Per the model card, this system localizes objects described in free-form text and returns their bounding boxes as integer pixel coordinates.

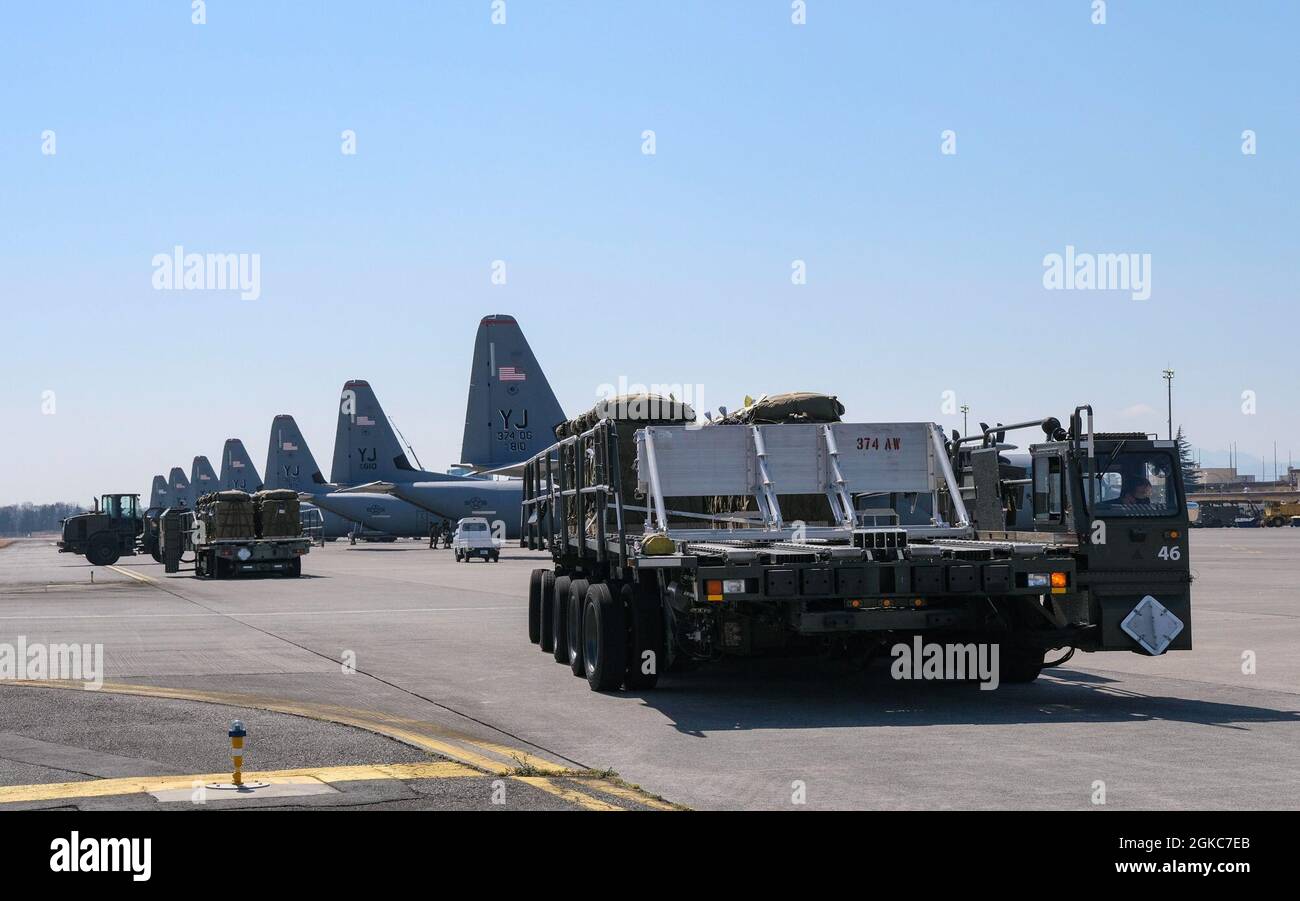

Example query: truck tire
[542,575,566,654]
[556,578,587,664]
[623,581,663,690]
[528,569,545,644]
[86,534,120,567]
[567,582,590,676]
[583,582,627,692]
[1000,647,1044,683]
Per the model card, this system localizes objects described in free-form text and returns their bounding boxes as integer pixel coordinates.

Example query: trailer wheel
[623,581,663,689]
[999,647,1044,683]
[528,569,545,644]
[542,575,566,654]
[556,578,587,664]
[567,580,591,676]
[583,582,627,692]
[86,534,120,567]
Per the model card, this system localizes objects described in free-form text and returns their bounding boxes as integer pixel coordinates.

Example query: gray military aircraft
[220,438,263,492]
[331,315,566,539]
[264,414,440,539]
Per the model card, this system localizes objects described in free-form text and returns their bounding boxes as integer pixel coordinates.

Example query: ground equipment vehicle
[520,406,1192,691]
[452,516,501,562]
[1262,500,1300,527]
[58,494,153,566]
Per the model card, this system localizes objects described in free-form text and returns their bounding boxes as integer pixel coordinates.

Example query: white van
[451,517,500,562]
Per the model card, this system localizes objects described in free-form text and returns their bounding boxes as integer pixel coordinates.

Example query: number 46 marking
[1157,545,1181,562]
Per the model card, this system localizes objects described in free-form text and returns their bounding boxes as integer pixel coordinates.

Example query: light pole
[960,404,969,436]
[1161,369,1174,440]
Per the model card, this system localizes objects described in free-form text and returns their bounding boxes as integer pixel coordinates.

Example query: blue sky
[3,1,1298,504]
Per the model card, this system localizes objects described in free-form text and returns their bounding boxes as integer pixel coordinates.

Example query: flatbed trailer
[519,406,1193,692]
[193,536,309,578]
[156,508,310,578]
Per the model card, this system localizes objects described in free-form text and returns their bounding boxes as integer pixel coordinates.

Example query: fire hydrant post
[229,719,247,787]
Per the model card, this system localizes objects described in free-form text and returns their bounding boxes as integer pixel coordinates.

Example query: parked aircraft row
[145,315,566,540]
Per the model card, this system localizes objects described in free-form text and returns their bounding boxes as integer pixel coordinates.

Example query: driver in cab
[1103,476,1153,508]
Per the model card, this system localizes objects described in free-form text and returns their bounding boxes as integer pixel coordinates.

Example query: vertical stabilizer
[330,380,449,485]
[149,475,169,510]
[168,467,193,509]
[190,456,219,501]
[220,439,264,492]
[265,415,330,492]
[460,314,565,469]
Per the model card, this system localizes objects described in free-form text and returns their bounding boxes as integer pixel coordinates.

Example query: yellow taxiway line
[107,565,156,584]
[0,761,475,805]
[512,777,625,811]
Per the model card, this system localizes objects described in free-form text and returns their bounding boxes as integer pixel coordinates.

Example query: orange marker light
[705,579,724,602]
[1050,572,1067,589]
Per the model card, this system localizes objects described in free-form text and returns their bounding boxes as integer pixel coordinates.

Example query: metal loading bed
[520,418,988,571]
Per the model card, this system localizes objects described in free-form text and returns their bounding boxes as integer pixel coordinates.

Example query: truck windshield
[461,522,487,532]
[1082,450,1179,516]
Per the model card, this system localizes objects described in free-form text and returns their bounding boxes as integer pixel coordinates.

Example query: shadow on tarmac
[610,658,1300,736]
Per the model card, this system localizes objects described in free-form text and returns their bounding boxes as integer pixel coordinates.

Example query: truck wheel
[542,575,566,654]
[556,578,587,664]
[583,582,627,692]
[528,569,545,644]
[1000,647,1044,683]
[567,582,590,676]
[86,535,120,567]
[623,581,663,689]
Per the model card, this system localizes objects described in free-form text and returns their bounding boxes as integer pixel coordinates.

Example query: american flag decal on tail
[498,366,526,381]
[282,441,298,451]
[356,415,375,426]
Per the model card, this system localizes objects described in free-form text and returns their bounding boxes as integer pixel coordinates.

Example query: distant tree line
[0,502,86,535]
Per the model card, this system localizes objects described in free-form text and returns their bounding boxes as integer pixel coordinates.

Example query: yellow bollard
[228,720,247,787]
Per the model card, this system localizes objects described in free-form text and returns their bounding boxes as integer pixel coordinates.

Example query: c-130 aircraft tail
[328,315,565,485]
[459,314,566,471]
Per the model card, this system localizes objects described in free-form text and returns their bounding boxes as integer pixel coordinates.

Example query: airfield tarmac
[1,531,1297,811]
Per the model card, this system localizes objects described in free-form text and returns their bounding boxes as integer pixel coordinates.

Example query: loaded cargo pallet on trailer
[519,406,1193,692]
